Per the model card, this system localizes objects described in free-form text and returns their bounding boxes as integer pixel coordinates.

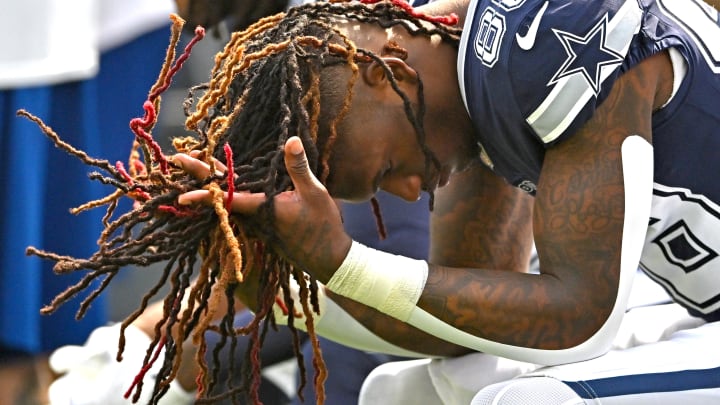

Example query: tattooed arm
[321,164,534,357]
[290,51,671,360]
[176,52,672,361]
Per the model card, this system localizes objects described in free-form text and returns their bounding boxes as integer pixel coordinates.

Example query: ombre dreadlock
[20,2,461,404]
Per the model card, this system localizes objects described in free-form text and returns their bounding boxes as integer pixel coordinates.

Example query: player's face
[321,20,476,203]
[324,106,435,203]
[323,81,464,203]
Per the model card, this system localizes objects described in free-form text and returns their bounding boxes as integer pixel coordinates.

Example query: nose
[379,175,423,202]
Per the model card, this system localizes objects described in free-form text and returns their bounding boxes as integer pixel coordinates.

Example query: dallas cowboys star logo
[549,14,624,95]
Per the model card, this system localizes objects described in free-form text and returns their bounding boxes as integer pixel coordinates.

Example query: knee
[471,377,585,405]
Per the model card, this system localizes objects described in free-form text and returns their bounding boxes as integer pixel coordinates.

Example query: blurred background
[0,1,228,402]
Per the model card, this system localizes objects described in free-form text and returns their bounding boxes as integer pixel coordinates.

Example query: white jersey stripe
[527,0,642,143]
[458,0,482,116]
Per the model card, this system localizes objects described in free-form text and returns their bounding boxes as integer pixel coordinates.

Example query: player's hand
[170,151,265,310]
[274,136,353,281]
[174,137,352,283]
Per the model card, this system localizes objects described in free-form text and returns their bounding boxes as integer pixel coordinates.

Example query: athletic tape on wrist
[325,241,429,322]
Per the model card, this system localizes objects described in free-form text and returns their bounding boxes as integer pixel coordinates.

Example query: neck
[401,32,477,170]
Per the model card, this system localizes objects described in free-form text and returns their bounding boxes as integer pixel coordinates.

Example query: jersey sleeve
[508,0,644,146]
[459,0,648,189]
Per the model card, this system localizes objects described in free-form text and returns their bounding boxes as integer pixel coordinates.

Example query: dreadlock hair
[20,2,461,404]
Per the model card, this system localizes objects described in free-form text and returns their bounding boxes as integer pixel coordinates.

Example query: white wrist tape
[326,241,429,322]
[273,274,432,358]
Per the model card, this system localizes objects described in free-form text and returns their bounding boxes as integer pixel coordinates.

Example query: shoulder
[462,0,644,136]
[459,0,645,146]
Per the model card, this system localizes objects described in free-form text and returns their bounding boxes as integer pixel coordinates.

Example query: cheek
[327,174,374,202]
[323,129,386,201]
[324,155,376,201]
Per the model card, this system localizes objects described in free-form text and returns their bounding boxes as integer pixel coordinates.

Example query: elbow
[533,305,623,366]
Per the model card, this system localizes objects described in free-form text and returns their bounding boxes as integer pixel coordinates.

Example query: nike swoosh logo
[515,1,549,51]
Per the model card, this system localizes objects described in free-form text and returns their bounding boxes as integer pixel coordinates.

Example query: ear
[361,57,419,87]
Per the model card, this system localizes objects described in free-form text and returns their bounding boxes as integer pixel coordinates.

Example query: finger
[284,136,326,196]
[188,149,230,173]
[171,153,225,178]
[178,189,268,214]
[188,149,205,159]
[177,189,212,206]
[229,192,268,213]
[212,158,228,173]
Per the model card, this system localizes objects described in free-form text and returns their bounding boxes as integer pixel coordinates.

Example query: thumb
[284,136,326,195]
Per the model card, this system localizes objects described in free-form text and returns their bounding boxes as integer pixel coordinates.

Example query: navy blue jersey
[458,0,720,320]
